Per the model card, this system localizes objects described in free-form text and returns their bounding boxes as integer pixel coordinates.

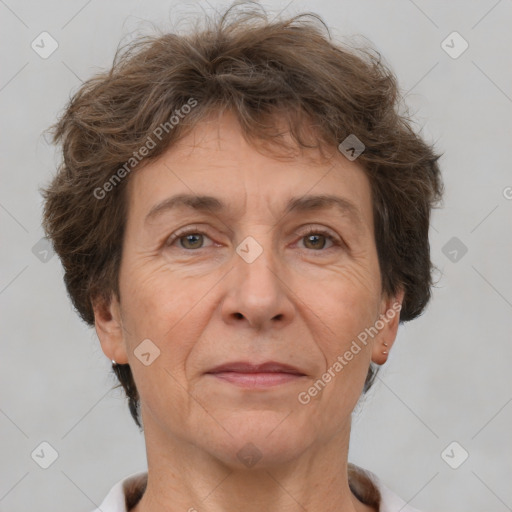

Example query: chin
[198,412,316,470]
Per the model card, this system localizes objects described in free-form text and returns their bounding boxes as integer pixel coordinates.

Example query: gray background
[1,1,511,511]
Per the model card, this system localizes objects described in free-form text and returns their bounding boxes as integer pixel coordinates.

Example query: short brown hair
[42,5,442,432]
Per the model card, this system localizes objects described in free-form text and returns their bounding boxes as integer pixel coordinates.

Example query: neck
[131,419,375,512]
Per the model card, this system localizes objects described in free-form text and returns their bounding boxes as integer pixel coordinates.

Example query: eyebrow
[145,193,363,227]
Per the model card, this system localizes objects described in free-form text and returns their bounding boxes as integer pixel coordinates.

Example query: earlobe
[371,289,405,365]
[92,293,129,364]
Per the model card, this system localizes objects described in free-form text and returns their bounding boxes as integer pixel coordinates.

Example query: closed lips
[206,362,306,375]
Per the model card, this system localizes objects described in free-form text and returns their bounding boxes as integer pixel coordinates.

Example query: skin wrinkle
[94,112,403,512]
[39,13,444,508]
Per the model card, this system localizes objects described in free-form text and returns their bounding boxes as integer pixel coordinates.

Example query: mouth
[205,361,307,388]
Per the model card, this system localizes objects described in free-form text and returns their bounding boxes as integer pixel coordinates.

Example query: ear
[371,288,405,365]
[92,293,129,364]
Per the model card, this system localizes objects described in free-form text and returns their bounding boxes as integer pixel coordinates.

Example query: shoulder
[89,471,147,512]
[349,464,424,512]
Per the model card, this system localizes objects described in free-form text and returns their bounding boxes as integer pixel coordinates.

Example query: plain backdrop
[1,1,511,511]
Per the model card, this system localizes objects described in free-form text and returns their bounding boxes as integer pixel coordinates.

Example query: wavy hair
[42,3,443,449]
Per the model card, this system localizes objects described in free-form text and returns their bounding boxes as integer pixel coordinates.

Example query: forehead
[126,111,374,230]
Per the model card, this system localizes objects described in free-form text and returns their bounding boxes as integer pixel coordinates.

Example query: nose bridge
[222,228,293,328]
[235,230,280,298]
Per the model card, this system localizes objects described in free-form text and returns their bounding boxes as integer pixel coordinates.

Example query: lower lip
[208,372,304,388]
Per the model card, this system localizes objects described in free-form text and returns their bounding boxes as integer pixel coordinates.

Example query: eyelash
[165,225,342,252]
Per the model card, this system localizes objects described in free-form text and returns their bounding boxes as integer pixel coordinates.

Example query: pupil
[307,234,324,249]
[183,234,202,248]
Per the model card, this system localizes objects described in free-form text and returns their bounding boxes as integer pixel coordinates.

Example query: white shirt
[90,469,422,512]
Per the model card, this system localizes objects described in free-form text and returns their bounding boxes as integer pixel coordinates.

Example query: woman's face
[96,111,401,468]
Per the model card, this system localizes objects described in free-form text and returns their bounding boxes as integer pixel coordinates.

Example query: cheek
[118,260,211,380]
[120,258,198,332]
[297,258,380,406]
[118,264,211,421]
[303,289,375,426]
[308,262,381,341]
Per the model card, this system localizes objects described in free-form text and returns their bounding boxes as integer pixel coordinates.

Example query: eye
[164,226,342,252]
[297,227,340,251]
[165,227,214,250]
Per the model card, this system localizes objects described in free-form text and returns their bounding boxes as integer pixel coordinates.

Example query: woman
[42,4,443,511]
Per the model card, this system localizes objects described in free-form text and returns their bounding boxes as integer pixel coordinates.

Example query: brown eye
[298,228,338,251]
[303,233,329,250]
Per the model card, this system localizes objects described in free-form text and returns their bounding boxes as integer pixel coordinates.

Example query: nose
[220,236,295,331]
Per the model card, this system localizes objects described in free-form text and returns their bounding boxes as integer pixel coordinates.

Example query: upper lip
[206,361,306,376]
